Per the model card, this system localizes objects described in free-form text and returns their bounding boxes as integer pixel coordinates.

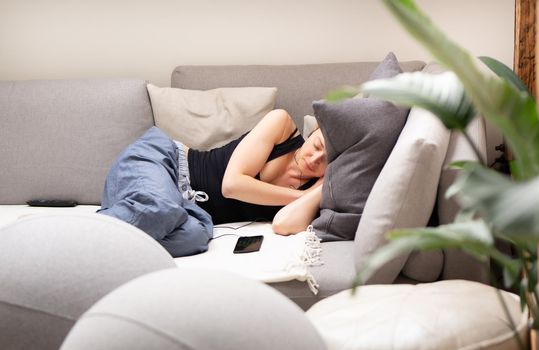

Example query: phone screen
[233,235,264,254]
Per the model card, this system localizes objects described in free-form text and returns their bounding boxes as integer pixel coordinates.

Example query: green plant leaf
[502,263,521,289]
[509,160,523,180]
[479,56,531,95]
[453,208,477,223]
[529,261,538,293]
[447,160,477,170]
[444,161,480,200]
[451,165,539,240]
[352,235,423,288]
[528,245,538,259]
[519,284,528,313]
[382,0,539,180]
[325,86,360,102]
[388,220,494,245]
[353,220,496,287]
[361,71,476,130]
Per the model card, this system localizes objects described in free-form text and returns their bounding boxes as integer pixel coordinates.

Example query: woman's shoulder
[261,109,299,144]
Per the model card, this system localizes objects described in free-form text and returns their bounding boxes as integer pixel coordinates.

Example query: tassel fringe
[286,225,323,295]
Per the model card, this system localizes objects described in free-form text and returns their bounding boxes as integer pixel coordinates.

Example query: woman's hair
[308,125,320,138]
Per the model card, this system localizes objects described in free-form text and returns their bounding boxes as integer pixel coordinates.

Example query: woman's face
[296,129,327,178]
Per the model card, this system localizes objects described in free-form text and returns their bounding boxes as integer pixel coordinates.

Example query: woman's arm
[272,184,322,235]
[222,109,304,206]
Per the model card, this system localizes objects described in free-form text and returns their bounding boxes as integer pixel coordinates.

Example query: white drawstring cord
[183,190,209,203]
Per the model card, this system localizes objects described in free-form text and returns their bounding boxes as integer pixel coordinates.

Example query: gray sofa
[168,61,489,309]
[0,59,490,349]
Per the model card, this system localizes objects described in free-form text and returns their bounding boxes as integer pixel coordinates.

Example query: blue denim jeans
[98,127,213,257]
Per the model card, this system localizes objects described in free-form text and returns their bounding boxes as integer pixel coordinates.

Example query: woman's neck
[287,150,305,189]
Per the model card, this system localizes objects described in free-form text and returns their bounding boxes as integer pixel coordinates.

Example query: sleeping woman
[98,109,328,257]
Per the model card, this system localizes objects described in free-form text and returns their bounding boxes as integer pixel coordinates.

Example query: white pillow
[353,105,451,284]
[307,280,527,350]
[353,62,453,284]
[147,84,277,150]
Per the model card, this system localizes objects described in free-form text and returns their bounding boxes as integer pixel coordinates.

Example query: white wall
[1,0,513,162]
[0,0,514,87]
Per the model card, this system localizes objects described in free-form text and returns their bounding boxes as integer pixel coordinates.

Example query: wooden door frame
[514,0,536,96]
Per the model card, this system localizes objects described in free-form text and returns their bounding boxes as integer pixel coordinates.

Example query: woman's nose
[311,151,324,164]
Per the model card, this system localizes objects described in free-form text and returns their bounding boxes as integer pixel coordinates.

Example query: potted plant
[332,0,539,347]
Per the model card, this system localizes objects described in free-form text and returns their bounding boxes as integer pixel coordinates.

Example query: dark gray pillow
[312,52,410,241]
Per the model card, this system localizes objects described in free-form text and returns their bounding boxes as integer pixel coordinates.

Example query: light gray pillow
[0,213,175,350]
[354,105,450,284]
[312,52,409,241]
[147,84,277,150]
[353,62,451,284]
[61,268,327,350]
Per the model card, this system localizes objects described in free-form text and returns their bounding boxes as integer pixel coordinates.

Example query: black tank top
[188,129,317,224]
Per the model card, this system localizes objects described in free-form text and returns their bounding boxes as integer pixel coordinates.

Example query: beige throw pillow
[302,115,318,138]
[147,84,277,150]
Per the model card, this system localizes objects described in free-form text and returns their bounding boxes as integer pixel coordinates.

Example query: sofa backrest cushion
[0,79,154,205]
[171,60,425,132]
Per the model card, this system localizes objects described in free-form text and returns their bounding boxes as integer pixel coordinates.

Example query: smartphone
[233,235,264,254]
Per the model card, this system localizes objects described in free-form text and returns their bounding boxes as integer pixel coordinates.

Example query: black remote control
[26,199,78,207]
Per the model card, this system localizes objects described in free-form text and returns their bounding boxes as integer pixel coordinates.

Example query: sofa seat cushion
[270,240,356,310]
[306,280,528,350]
[0,205,101,229]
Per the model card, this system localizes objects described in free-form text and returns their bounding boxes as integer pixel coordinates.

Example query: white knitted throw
[175,222,323,294]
